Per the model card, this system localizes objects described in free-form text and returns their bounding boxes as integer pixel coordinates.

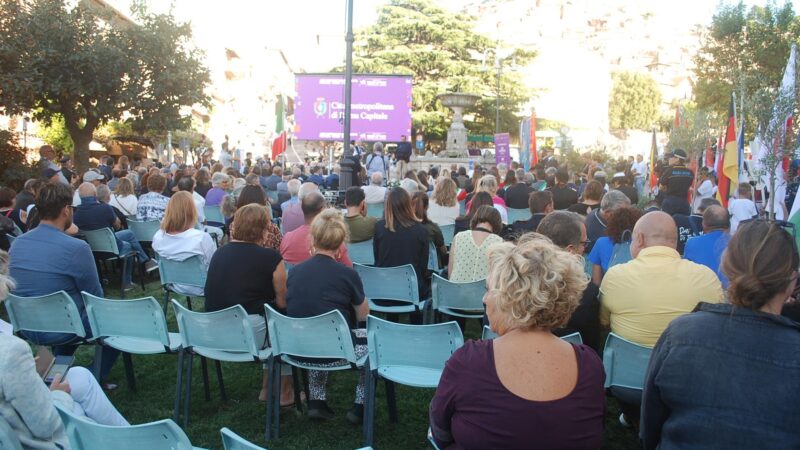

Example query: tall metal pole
[339,0,356,190]
[495,43,501,134]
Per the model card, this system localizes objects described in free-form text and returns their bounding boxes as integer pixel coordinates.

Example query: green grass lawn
[29,272,641,450]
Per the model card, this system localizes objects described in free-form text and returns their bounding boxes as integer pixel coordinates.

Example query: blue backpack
[608,229,633,269]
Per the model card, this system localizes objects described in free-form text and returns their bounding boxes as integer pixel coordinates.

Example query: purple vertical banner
[494,133,510,166]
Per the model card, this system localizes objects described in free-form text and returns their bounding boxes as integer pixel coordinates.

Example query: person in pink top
[280,191,352,267]
[466,174,507,209]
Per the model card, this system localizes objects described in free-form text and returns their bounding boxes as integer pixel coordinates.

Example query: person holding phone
[0,250,128,448]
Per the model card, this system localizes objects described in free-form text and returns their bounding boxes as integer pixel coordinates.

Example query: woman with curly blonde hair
[430,235,605,449]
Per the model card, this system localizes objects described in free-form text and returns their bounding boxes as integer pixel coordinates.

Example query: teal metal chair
[82,292,183,420]
[354,264,422,315]
[171,300,271,428]
[157,255,207,311]
[507,207,532,223]
[458,199,466,215]
[366,202,384,219]
[425,274,485,324]
[362,316,464,447]
[56,404,207,450]
[347,239,375,265]
[602,332,652,391]
[427,427,440,450]
[264,305,367,440]
[221,427,267,450]
[4,291,86,340]
[440,224,455,248]
[481,325,498,340]
[127,219,160,255]
[204,205,225,226]
[82,227,142,297]
[0,416,22,450]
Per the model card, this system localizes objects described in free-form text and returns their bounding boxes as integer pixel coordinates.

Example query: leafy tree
[0,0,210,172]
[608,72,662,130]
[37,114,74,155]
[345,0,535,140]
[693,2,800,121]
[0,130,38,191]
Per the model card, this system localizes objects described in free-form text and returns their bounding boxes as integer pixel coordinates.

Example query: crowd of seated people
[3,147,799,448]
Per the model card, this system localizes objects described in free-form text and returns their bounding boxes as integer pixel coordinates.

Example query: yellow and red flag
[716,95,738,207]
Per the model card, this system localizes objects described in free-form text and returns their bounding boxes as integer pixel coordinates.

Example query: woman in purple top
[430,234,606,449]
[205,172,231,207]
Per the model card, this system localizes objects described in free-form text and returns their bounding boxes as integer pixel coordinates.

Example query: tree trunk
[63,111,98,174]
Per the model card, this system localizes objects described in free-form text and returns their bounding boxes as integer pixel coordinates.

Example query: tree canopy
[0,0,210,171]
[693,1,800,121]
[346,0,535,140]
[608,71,662,130]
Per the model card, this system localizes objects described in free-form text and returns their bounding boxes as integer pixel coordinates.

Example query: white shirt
[219,151,232,168]
[362,185,387,204]
[152,228,216,296]
[109,194,138,217]
[631,161,648,177]
[692,180,716,212]
[428,200,460,226]
[728,198,758,233]
[192,191,206,223]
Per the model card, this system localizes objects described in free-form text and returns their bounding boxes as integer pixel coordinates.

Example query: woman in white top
[428,177,461,226]
[108,177,138,217]
[152,192,216,296]
[448,205,504,283]
[692,169,717,213]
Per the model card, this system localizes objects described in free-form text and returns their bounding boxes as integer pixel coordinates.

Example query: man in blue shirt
[9,182,119,380]
[324,165,340,190]
[684,205,730,288]
[72,183,155,290]
[308,166,325,186]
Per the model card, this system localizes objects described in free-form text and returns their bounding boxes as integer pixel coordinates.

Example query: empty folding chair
[264,305,367,441]
[171,300,271,429]
[56,405,207,450]
[221,427,267,450]
[425,274,485,324]
[362,316,464,447]
[347,239,375,266]
[126,219,160,256]
[157,255,207,311]
[82,292,183,420]
[82,227,142,297]
[354,264,422,316]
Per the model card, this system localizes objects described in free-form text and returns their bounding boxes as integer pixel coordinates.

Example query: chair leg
[122,352,136,392]
[362,369,376,447]
[265,358,275,442]
[214,360,227,401]
[163,290,170,314]
[120,257,127,299]
[200,356,211,401]
[272,358,281,440]
[92,344,103,381]
[291,366,302,413]
[183,353,194,429]
[186,295,193,311]
[385,379,398,423]
[138,258,146,291]
[173,349,184,423]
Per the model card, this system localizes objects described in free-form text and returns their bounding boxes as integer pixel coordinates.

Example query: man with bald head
[280,191,352,267]
[73,183,156,290]
[599,211,723,348]
[683,205,731,288]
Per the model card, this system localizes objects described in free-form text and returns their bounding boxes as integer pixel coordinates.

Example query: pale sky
[110,0,800,73]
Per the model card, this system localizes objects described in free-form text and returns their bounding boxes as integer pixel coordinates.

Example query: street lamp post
[495,44,501,134]
[339,0,356,191]
[22,116,29,151]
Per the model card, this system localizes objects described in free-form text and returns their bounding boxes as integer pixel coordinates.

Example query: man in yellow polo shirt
[600,211,723,348]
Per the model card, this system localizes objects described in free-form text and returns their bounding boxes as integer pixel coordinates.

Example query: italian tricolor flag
[271,95,287,160]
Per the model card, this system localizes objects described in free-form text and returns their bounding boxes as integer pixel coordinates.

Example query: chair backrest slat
[83,293,170,347]
[367,315,463,373]
[431,274,485,311]
[4,291,86,337]
[57,405,194,450]
[427,243,440,271]
[354,264,419,306]
[347,240,375,266]
[602,332,653,390]
[440,224,455,247]
[507,208,533,223]
[171,300,258,355]
[265,305,357,363]
[221,427,267,450]
[82,228,120,255]
[158,255,207,288]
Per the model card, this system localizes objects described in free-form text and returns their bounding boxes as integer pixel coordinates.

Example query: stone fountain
[437,92,481,158]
